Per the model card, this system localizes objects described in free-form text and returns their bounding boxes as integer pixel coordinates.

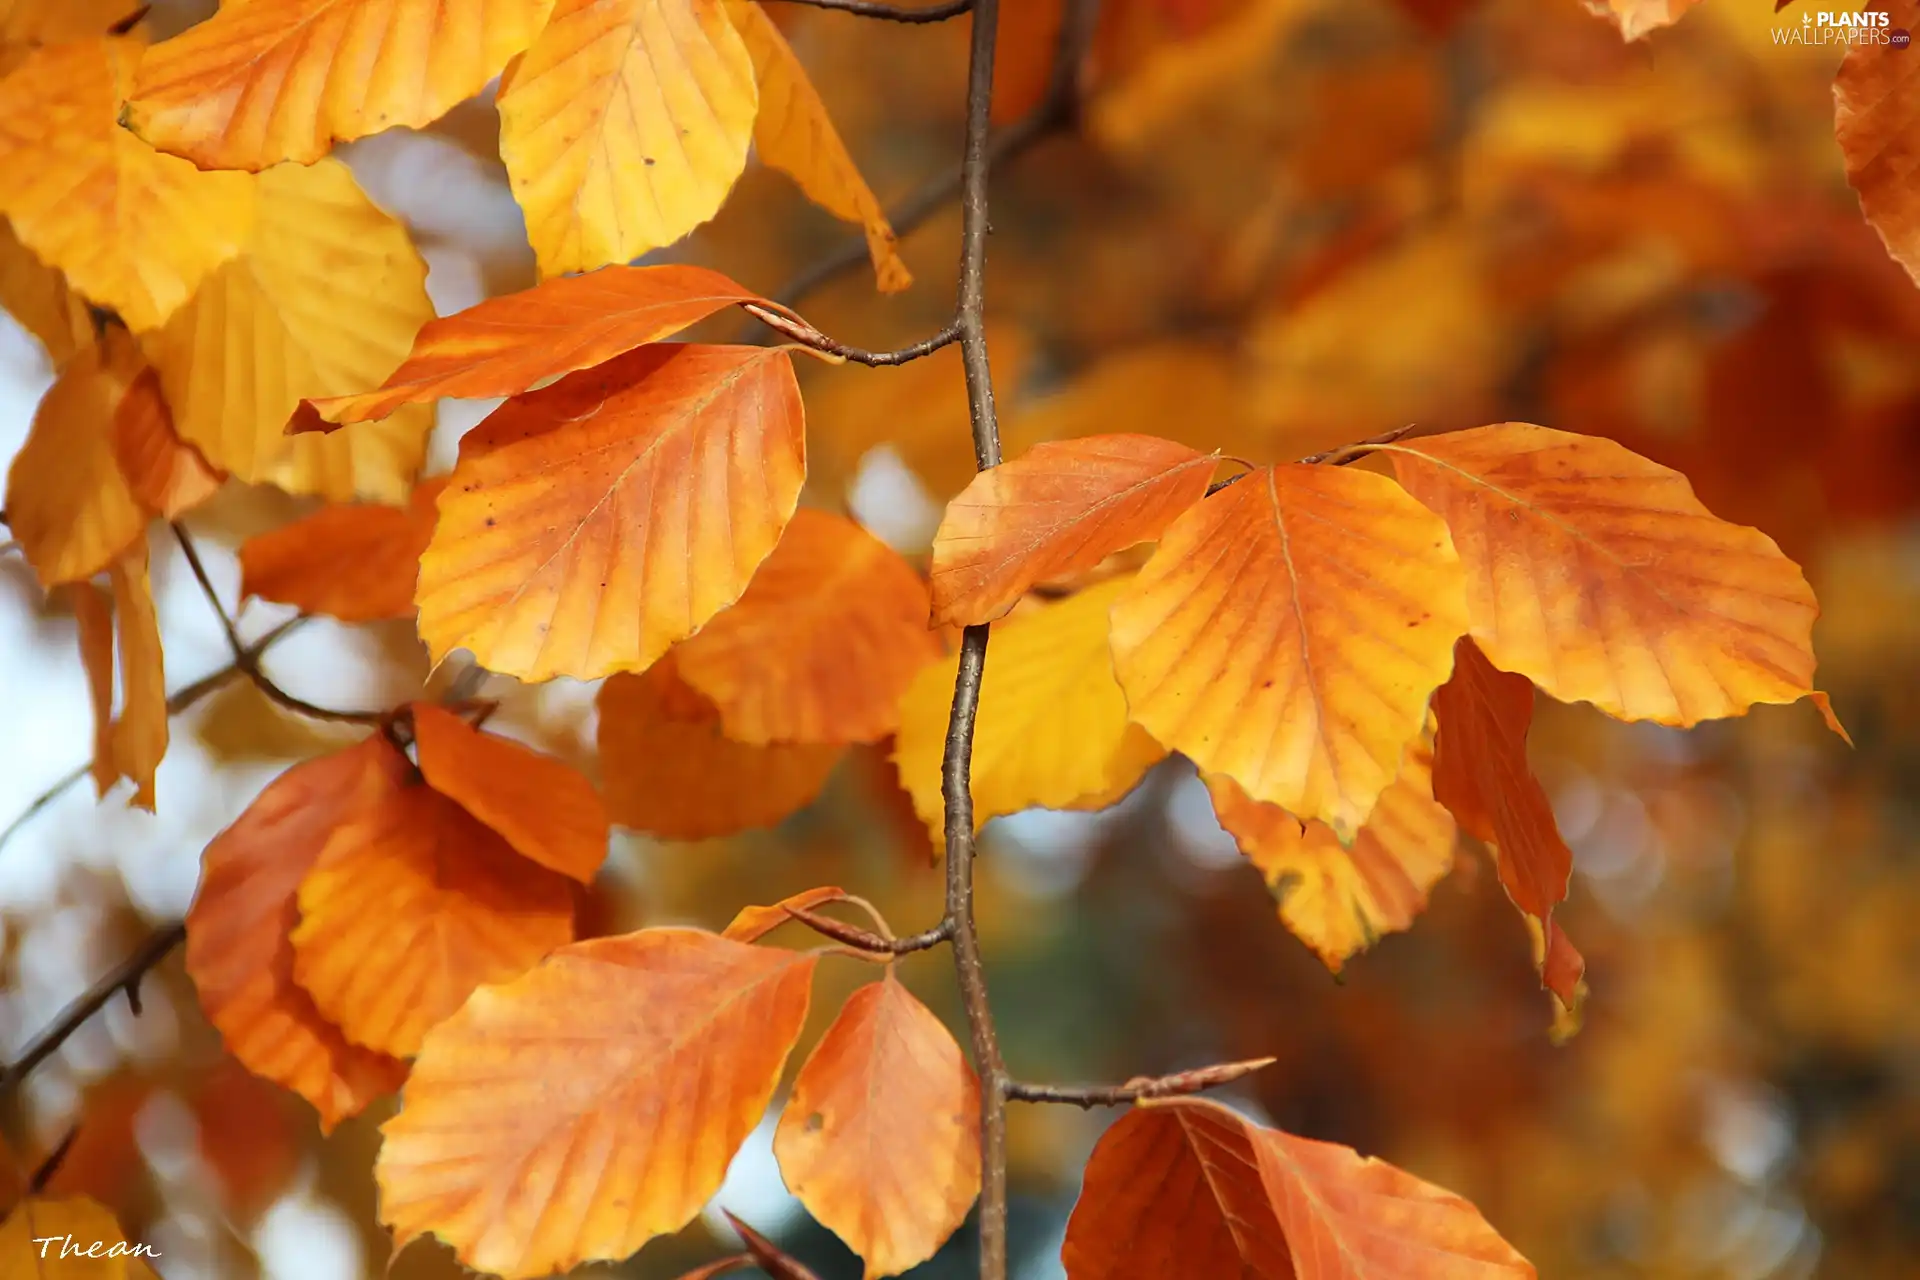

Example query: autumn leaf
[124,0,557,170]
[66,580,117,799]
[726,0,910,292]
[674,509,942,745]
[3,334,149,587]
[0,1195,159,1278]
[141,156,432,503]
[0,0,141,51]
[1110,464,1467,840]
[301,264,776,427]
[774,974,981,1278]
[0,218,94,366]
[237,479,446,623]
[1580,0,1703,40]
[599,655,843,840]
[417,344,805,682]
[929,433,1217,626]
[106,539,166,811]
[112,367,224,520]
[1208,740,1455,972]
[411,702,610,884]
[291,784,577,1058]
[894,577,1165,838]
[1387,424,1834,729]
[497,0,757,275]
[377,928,817,1277]
[0,37,253,332]
[1061,1099,1535,1279]
[186,738,411,1130]
[1835,0,1920,289]
[723,886,851,943]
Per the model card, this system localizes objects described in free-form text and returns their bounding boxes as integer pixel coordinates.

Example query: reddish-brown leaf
[301,265,776,426]
[774,975,981,1277]
[238,479,445,623]
[410,702,609,884]
[186,738,411,1130]
[1062,1099,1534,1279]
[675,509,942,745]
[930,434,1216,626]
[1835,1,1920,288]
[377,928,817,1277]
[111,365,223,519]
[723,886,851,943]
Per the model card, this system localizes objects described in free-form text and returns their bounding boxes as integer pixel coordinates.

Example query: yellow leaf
[377,928,817,1277]
[142,157,432,503]
[292,784,576,1057]
[0,0,140,49]
[124,0,557,170]
[65,580,117,800]
[726,0,909,292]
[1207,741,1455,972]
[0,37,253,331]
[498,0,758,276]
[0,218,94,367]
[417,344,805,682]
[1110,465,1467,840]
[0,1195,160,1278]
[3,334,148,587]
[1386,424,1832,728]
[106,538,166,811]
[893,577,1166,840]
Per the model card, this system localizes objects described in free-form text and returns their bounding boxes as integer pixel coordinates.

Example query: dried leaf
[302,264,772,427]
[598,656,843,840]
[726,1211,825,1280]
[292,784,576,1058]
[141,157,432,503]
[3,335,149,587]
[66,580,117,800]
[186,738,411,1130]
[726,0,909,292]
[1062,1099,1535,1279]
[930,434,1217,626]
[238,479,446,623]
[1209,740,1455,971]
[0,1195,160,1278]
[0,37,253,332]
[675,509,941,745]
[417,344,805,682]
[411,702,610,884]
[111,367,224,519]
[377,928,817,1277]
[723,886,850,943]
[498,0,757,275]
[774,975,981,1278]
[1110,465,1467,839]
[1835,1,1920,288]
[106,538,166,811]
[124,0,557,169]
[893,577,1165,839]
[1387,424,1833,729]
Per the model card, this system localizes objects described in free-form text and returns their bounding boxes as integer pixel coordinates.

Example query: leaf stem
[762,0,971,21]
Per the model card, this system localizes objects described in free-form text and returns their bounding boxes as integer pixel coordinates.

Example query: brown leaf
[238,479,446,623]
[1835,1,1920,288]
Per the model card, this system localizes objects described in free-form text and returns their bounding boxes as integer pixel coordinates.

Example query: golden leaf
[106,538,166,811]
[238,479,446,623]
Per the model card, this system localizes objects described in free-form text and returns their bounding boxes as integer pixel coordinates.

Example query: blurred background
[1,0,1917,1276]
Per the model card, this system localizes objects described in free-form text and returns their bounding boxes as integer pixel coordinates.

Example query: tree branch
[0,922,186,1098]
[1007,1057,1277,1108]
[762,0,971,20]
[745,306,960,365]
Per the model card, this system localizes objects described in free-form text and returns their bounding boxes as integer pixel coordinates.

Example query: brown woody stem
[1006,1057,1279,1108]
[763,0,971,21]
[0,922,185,1098]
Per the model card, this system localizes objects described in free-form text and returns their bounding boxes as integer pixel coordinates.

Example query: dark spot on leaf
[484,517,496,528]
[804,1112,824,1133]
[644,156,656,166]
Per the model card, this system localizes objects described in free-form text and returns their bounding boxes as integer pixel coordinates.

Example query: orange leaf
[675,509,941,745]
[1431,638,1581,1007]
[1062,1098,1534,1279]
[598,656,843,840]
[112,365,223,520]
[727,0,910,292]
[106,538,166,811]
[774,974,981,1278]
[4,334,150,587]
[930,434,1216,626]
[1208,739,1455,972]
[723,886,850,943]
[302,264,774,427]
[123,0,557,170]
[186,738,411,1130]
[411,702,610,884]
[291,784,576,1058]
[1387,424,1833,730]
[237,479,446,623]
[417,344,805,682]
[0,0,141,49]
[0,37,253,331]
[66,580,117,800]
[377,928,817,1277]
[1110,465,1467,839]
[1836,1,1920,288]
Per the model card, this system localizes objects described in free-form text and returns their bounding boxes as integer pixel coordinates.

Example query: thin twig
[1006,1057,1278,1108]
[781,905,951,954]
[1204,425,1422,495]
[763,0,970,20]
[746,307,961,365]
[0,922,186,1097]
[171,524,385,726]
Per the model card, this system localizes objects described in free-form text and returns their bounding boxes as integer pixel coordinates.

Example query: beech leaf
[238,479,446,623]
